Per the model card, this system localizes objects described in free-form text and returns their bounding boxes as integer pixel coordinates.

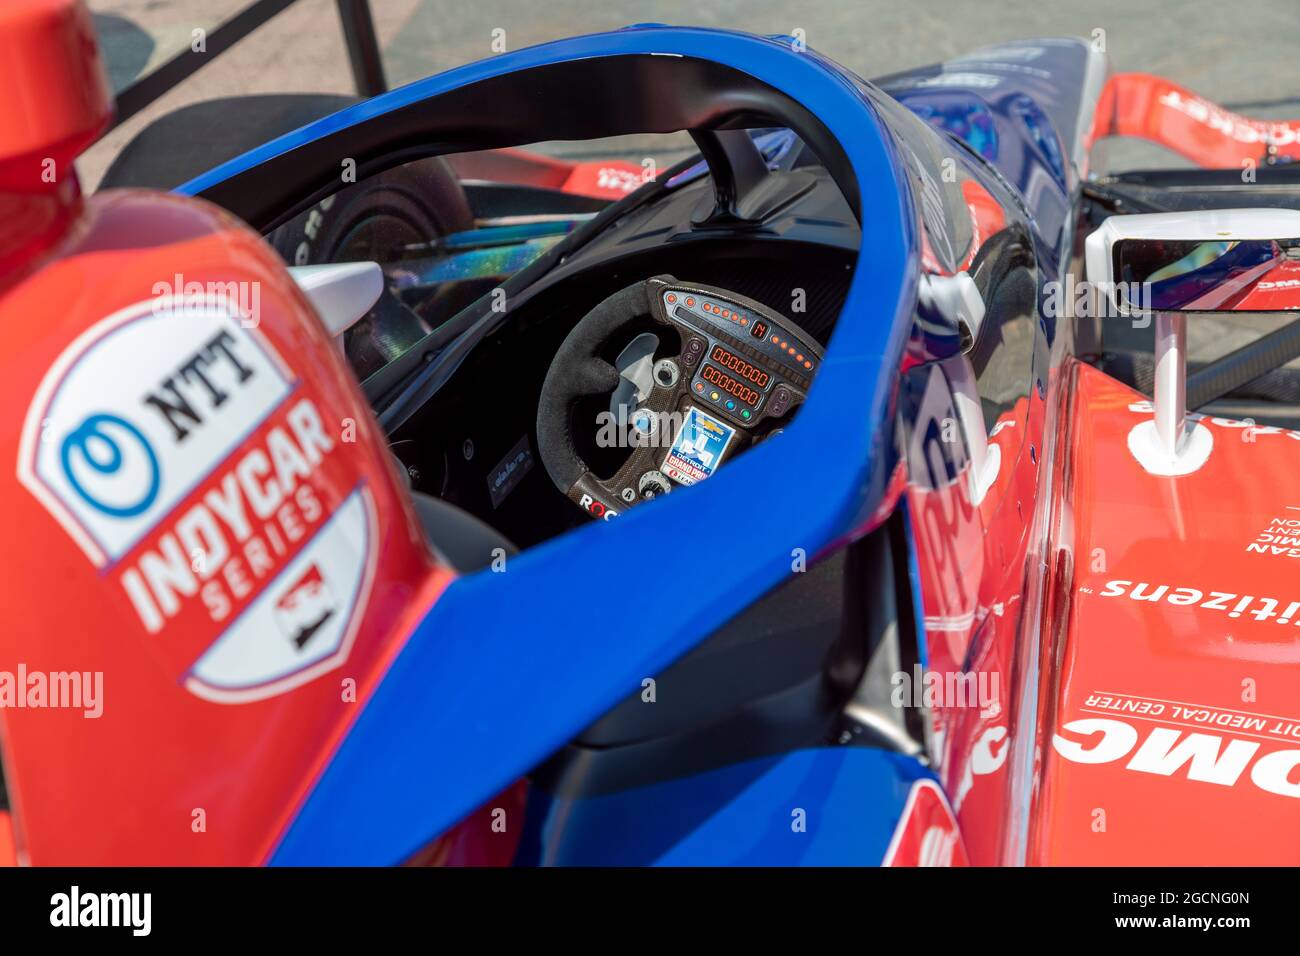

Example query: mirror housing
[1112,237,1300,313]
[1084,208,1300,475]
[1085,207,1300,317]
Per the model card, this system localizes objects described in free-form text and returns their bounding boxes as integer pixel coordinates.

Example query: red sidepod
[0,190,452,864]
[1026,362,1300,864]
[911,356,1300,865]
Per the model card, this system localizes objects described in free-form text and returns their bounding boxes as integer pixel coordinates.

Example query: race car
[3,0,1300,866]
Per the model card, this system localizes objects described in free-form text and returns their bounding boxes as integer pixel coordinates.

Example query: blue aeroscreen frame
[179,25,921,865]
[515,748,934,866]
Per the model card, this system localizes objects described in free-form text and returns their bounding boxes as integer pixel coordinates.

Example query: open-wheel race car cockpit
[244,135,862,553]
[14,4,1300,871]
[154,46,895,558]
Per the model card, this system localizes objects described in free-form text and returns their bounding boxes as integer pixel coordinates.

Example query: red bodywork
[0,0,456,864]
[1030,363,1300,864]
[1091,72,1300,169]
[909,70,1300,865]
[921,358,1300,864]
[0,191,459,865]
[3,1,1300,867]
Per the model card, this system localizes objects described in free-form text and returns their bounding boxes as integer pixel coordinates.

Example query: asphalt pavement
[83,0,1300,187]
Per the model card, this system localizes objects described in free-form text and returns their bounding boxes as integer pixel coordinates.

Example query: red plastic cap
[0,0,111,192]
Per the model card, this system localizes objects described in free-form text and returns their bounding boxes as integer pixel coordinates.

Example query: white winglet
[920,270,986,346]
[288,262,383,338]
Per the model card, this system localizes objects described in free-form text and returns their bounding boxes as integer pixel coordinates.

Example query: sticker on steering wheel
[662,406,735,486]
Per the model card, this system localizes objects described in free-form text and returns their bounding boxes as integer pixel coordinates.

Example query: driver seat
[410,492,518,574]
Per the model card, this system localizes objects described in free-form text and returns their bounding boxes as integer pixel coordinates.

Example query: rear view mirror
[1113,236,1300,313]
[1084,208,1300,474]
[1086,207,1300,317]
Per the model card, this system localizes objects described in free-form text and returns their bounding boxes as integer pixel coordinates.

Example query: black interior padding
[535,546,855,799]
[535,279,654,490]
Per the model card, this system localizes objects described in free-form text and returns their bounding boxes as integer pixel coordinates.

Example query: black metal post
[111,0,300,130]
[335,0,387,97]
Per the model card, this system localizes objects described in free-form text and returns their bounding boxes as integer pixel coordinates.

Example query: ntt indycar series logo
[16,294,377,703]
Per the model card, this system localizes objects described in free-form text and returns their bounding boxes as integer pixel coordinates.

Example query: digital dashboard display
[750,320,769,340]
[700,364,761,406]
[709,345,770,388]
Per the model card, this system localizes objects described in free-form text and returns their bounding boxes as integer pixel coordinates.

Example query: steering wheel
[537,275,823,519]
